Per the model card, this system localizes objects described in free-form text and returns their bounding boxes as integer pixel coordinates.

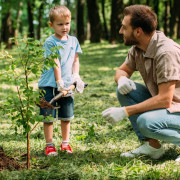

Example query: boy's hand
[73,73,85,93]
[56,79,68,92]
[118,76,136,95]
[102,107,128,124]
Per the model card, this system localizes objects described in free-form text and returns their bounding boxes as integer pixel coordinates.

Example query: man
[102,5,180,162]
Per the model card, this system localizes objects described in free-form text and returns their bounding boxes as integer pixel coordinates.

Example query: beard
[124,33,139,46]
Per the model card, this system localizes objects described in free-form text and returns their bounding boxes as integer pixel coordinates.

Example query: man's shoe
[61,143,73,153]
[45,146,58,156]
[175,155,180,162]
[120,142,164,159]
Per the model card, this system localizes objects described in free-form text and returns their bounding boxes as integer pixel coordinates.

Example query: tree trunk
[153,0,159,30]
[37,2,44,40]
[27,132,30,169]
[169,0,176,37]
[86,0,102,42]
[76,0,85,44]
[27,1,34,38]
[1,9,12,49]
[109,0,123,43]
[176,0,180,38]
[163,0,168,36]
[101,0,109,40]
[14,2,22,44]
[146,0,150,5]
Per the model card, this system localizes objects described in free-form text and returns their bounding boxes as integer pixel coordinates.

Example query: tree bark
[86,0,102,42]
[14,2,22,44]
[109,0,124,43]
[76,0,85,44]
[163,0,168,36]
[153,0,159,30]
[176,0,180,38]
[27,0,34,38]
[101,0,109,40]
[37,1,44,40]
[1,9,12,49]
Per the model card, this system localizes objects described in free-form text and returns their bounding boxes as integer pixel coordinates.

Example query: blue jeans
[116,83,180,146]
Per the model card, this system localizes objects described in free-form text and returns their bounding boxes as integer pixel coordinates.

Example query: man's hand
[118,76,136,95]
[102,107,128,124]
[73,73,85,93]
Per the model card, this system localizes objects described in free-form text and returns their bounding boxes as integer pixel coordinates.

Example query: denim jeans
[116,83,180,146]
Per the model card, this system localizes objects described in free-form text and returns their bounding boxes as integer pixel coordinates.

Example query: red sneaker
[61,143,73,153]
[45,146,58,156]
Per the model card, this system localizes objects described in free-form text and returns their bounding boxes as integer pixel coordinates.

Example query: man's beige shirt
[125,31,180,113]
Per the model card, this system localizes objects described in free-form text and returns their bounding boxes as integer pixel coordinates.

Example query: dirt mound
[0,147,22,171]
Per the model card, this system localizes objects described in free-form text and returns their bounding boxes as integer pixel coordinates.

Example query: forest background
[1,0,180,49]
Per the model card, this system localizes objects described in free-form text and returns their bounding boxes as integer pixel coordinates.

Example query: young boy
[38,5,84,156]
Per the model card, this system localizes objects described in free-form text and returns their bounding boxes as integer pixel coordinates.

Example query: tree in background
[1,0,13,49]
[37,1,45,40]
[77,0,85,44]
[86,0,102,42]
[101,0,109,41]
[109,0,124,43]
[27,0,35,38]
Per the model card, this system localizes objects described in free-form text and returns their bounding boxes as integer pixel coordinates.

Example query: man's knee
[116,88,125,104]
[137,112,156,135]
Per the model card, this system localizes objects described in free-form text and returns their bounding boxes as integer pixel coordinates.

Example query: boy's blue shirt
[38,34,82,88]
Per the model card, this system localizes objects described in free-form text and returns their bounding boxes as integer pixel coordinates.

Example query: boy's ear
[49,22,53,28]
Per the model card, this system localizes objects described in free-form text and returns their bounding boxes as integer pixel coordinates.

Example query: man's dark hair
[124,5,157,34]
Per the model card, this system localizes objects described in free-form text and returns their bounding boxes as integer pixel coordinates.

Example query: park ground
[0,41,180,179]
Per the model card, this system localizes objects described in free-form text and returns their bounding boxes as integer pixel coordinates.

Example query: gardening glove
[56,79,69,92]
[118,76,136,95]
[73,73,85,93]
[102,107,129,124]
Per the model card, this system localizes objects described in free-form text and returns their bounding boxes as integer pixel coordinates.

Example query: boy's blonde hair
[49,5,71,23]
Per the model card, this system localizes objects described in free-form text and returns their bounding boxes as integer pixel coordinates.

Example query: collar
[135,31,163,59]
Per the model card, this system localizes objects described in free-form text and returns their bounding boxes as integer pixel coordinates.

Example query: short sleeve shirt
[125,31,180,113]
[38,35,82,88]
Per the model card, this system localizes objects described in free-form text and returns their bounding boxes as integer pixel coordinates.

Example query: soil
[36,98,54,109]
[0,147,22,171]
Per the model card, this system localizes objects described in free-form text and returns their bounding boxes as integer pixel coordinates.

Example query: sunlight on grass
[98,67,111,71]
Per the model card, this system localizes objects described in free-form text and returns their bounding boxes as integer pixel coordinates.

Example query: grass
[0,40,180,179]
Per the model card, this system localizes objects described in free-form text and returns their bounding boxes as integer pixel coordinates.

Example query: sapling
[0,38,61,169]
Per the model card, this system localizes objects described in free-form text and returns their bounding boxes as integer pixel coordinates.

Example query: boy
[38,5,84,156]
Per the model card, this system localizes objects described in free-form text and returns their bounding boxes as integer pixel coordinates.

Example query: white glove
[56,79,69,92]
[73,73,85,93]
[118,76,136,95]
[102,107,128,124]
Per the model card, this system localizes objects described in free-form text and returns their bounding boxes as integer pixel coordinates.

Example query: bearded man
[102,5,180,162]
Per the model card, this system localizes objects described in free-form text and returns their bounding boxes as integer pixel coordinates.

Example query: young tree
[86,0,102,42]
[0,38,45,169]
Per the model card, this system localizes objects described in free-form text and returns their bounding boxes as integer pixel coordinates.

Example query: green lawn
[0,41,180,180]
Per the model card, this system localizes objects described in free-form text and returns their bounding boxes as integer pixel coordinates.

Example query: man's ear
[49,22,53,28]
[135,27,143,37]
